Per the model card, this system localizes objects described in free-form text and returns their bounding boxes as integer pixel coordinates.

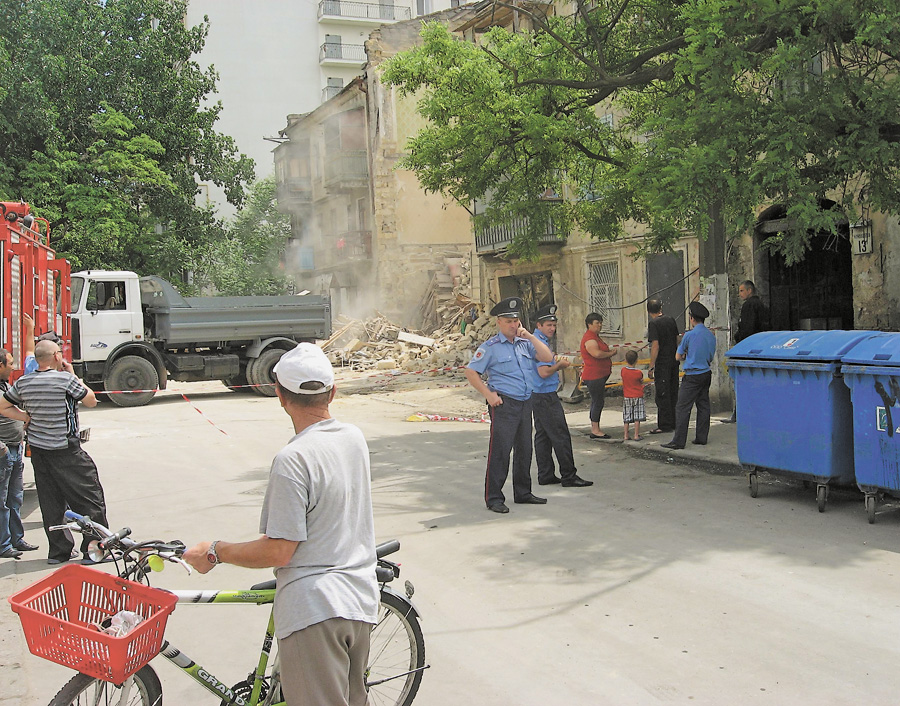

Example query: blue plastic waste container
[726,330,874,511]
[840,333,900,523]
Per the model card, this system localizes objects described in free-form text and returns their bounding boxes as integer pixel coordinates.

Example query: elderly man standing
[530,305,593,488]
[0,339,108,565]
[466,297,554,513]
[185,343,379,706]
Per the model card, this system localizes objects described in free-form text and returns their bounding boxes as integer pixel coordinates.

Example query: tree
[0,0,254,274]
[381,1,900,263]
[192,176,291,296]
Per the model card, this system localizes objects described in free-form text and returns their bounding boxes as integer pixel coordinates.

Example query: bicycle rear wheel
[367,590,425,706]
[48,665,162,706]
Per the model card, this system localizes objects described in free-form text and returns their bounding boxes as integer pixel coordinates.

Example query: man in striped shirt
[0,340,109,565]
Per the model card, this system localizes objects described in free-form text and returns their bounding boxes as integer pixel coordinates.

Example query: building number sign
[852,231,873,255]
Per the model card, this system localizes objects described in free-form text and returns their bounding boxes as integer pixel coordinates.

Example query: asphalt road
[3,377,900,705]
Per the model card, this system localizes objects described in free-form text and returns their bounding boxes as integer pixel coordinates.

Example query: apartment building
[185,0,454,214]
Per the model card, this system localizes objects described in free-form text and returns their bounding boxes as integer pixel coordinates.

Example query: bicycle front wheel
[367,590,425,706]
[48,665,162,706]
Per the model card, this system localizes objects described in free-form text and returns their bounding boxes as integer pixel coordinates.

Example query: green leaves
[384,0,900,264]
[0,0,254,279]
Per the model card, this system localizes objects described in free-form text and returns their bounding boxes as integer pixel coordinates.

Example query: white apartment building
[186,0,453,215]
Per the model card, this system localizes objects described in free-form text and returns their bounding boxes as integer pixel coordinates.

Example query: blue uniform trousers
[670,371,712,447]
[485,395,534,506]
[531,392,577,483]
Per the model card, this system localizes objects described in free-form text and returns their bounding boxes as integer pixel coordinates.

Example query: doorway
[646,251,687,333]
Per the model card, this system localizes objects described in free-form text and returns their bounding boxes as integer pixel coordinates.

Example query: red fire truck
[0,202,71,383]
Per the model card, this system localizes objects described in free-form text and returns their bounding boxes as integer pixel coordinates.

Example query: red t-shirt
[621,366,645,398]
[580,330,612,380]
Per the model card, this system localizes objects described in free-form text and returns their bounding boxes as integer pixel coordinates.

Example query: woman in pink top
[579,312,616,439]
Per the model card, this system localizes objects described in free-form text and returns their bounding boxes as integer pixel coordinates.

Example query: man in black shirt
[725,280,769,423]
[647,299,680,433]
[735,280,769,343]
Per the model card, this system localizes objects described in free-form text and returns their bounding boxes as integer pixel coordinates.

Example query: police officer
[531,305,593,488]
[465,297,554,513]
[662,301,717,450]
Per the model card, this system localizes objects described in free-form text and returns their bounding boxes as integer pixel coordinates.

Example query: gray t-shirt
[0,381,25,445]
[4,370,87,450]
[259,417,379,638]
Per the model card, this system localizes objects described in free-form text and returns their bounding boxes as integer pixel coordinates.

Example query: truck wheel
[106,356,159,407]
[247,349,285,397]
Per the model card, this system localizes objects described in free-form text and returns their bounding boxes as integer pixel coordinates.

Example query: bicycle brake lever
[48,523,80,533]
[171,557,193,575]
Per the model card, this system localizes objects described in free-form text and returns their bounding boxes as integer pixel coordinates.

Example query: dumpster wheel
[816,484,828,513]
[748,471,758,498]
[865,494,877,524]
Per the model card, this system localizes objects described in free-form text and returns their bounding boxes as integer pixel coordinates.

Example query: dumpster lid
[725,330,876,362]
[839,332,900,367]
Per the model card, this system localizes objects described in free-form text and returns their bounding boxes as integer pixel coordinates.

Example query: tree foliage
[191,176,291,296]
[0,0,255,275]
[382,1,900,263]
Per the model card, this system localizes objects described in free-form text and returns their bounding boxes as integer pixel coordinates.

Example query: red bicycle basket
[8,564,177,683]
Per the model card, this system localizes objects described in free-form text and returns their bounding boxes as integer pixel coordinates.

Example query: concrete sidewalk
[571,403,743,475]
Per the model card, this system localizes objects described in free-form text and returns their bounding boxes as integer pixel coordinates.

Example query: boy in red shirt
[621,350,647,441]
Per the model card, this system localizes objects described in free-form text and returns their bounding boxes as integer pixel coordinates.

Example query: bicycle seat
[250,579,276,591]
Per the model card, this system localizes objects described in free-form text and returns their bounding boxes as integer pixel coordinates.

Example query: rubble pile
[322,303,495,374]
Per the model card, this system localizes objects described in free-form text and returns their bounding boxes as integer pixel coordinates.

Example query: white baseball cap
[273,343,335,394]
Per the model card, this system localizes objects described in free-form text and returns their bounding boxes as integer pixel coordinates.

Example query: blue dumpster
[726,330,874,510]
[840,333,900,523]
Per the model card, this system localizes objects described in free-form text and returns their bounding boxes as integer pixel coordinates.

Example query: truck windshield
[70,277,85,313]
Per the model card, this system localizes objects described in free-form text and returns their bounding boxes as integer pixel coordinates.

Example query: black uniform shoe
[561,476,593,487]
[661,442,684,450]
[0,548,22,559]
[14,541,38,552]
[691,440,707,445]
[514,494,548,504]
[487,503,510,514]
[538,476,562,485]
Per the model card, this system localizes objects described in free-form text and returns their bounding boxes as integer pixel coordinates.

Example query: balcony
[335,231,373,261]
[322,85,344,102]
[276,176,312,209]
[323,150,368,191]
[318,0,411,24]
[319,42,366,67]
[474,217,566,254]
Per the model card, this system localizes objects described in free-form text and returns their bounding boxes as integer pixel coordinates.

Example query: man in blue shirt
[530,305,593,488]
[466,297,554,513]
[662,301,717,450]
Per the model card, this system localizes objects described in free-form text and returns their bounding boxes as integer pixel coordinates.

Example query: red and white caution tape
[406,411,490,424]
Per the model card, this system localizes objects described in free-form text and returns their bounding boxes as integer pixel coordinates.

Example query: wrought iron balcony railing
[318,0,411,22]
[319,43,366,63]
[474,217,566,253]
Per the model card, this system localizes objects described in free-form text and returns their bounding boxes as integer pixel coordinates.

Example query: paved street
[3,376,900,704]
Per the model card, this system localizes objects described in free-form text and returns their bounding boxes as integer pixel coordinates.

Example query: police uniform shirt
[676,323,717,374]
[530,327,559,394]
[468,333,537,401]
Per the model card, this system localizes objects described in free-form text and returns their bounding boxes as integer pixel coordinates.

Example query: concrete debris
[322,303,494,374]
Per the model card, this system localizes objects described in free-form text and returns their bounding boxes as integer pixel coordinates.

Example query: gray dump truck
[69,271,331,406]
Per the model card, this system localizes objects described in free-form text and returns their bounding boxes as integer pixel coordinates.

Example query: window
[599,113,614,128]
[588,261,622,334]
[87,281,127,311]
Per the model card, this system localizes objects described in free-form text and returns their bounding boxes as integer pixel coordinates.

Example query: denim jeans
[0,443,24,552]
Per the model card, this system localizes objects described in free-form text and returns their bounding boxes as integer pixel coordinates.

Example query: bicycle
[11,511,427,706]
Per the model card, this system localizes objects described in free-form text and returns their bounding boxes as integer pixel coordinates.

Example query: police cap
[489,297,523,318]
[689,301,710,320]
[535,304,558,321]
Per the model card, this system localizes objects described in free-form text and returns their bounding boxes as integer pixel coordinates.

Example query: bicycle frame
[157,588,280,706]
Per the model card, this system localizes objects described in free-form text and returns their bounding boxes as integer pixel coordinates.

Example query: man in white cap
[185,343,379,706]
